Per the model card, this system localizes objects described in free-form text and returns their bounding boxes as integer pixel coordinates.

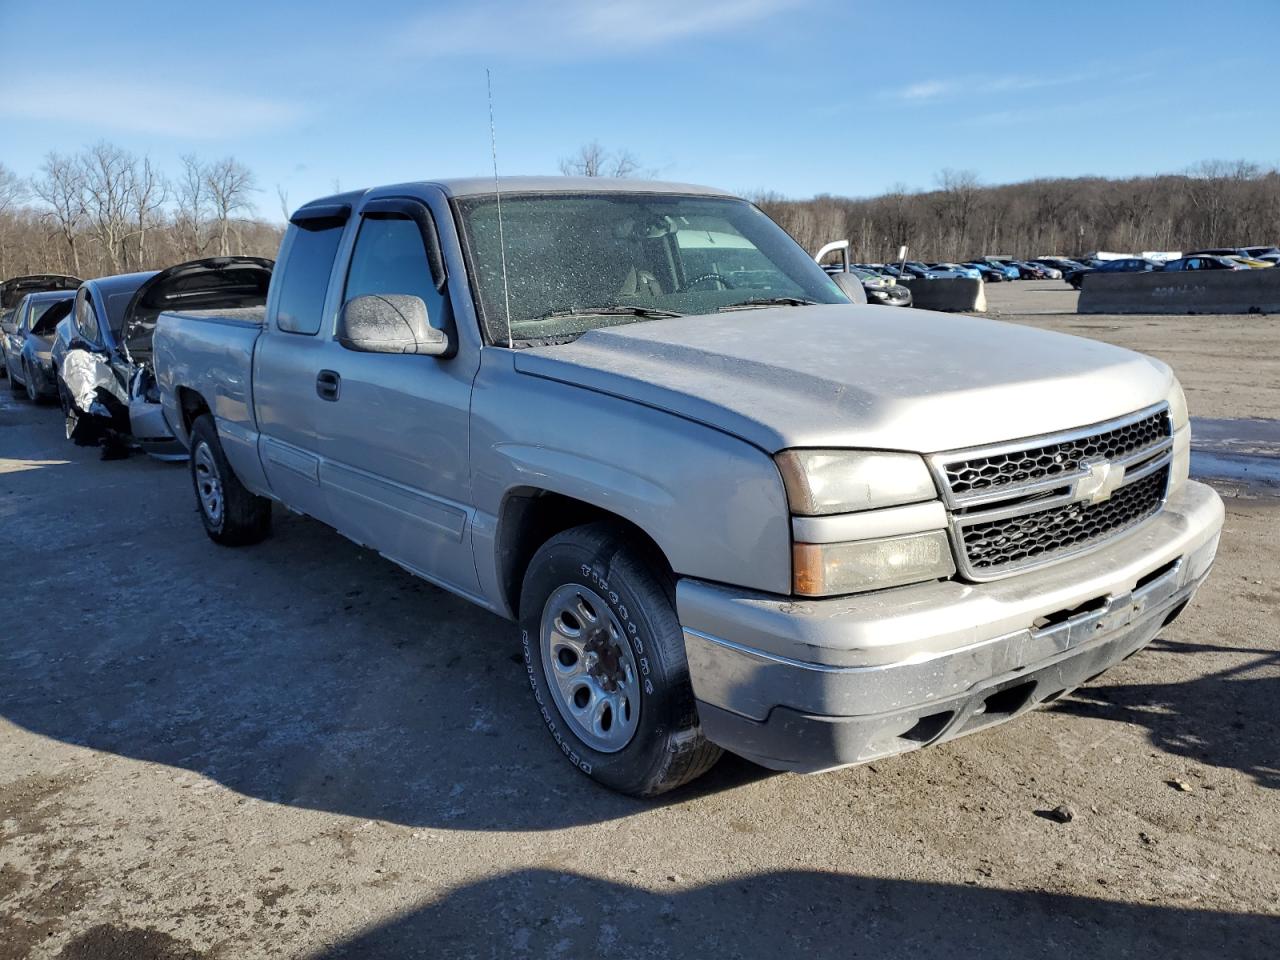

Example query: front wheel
[189,414,272,546]
[23,362,39,403]
[519,523,721,796]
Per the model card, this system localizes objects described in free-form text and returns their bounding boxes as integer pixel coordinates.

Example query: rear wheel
[189,414,272,546]
[519,523,721,797]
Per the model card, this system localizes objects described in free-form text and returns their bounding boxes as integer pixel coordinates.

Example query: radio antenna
[486,68,514,347]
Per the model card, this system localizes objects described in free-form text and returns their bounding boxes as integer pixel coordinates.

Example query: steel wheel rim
[540,583,640,753]
[24,364,36,401]
[193,441,224,527]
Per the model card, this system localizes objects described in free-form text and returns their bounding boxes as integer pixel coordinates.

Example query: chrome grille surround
[930,403,1174,581]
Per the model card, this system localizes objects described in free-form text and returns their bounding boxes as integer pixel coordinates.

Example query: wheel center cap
[583,632,624,691]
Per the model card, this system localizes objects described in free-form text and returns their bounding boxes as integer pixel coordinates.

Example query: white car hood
[515,304,1172,454]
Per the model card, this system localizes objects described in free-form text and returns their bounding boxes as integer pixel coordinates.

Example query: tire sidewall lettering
[522,627,592,775]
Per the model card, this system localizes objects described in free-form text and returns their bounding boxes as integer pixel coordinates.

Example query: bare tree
[559,141,646,178]
[276,183,291,222]
[128,156,168,269]
[935,169,981,260]
[174,154,211,258]
[31,152,86,274]
[80,141,138,273]
[0,163,28,276]
[607,149,642,178]
[0,163,25,218]
[205,157,256,255]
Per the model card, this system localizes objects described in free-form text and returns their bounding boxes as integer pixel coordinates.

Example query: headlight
[793,531,955,596]
[776,450,937,515]
[1168,377,1190,493]
[1167,377,1188,430]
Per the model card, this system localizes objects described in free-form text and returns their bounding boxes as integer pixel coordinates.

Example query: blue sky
[2,0,1277,219]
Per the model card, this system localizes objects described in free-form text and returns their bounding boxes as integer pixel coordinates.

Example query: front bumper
[27,357,57,398]
[127,397,187,461]
[679,480,1223,772]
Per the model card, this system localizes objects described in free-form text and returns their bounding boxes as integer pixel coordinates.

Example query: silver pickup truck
[153,177,1223,797]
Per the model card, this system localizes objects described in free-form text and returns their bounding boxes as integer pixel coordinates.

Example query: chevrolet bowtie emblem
[1075,460,1126,504]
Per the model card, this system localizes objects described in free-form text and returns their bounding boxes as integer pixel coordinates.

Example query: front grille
[931,405,1175,580]
[961,466,1170,572]
[944,409,1170,496]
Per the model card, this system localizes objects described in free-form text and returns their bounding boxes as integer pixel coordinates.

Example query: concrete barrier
[899,278,986,312]
[1079,268,1280,314]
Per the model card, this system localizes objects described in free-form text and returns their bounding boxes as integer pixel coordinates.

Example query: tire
[519,522,722,797]
[8,361,21,393]
[189,414,272,546]
[23,361,39,403]
[60,379,97,445]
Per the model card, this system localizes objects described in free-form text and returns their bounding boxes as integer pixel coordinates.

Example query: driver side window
[344,213,449,331]
[75,290,101,344]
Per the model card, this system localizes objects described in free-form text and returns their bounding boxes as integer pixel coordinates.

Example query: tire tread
[190,414,272,546]
[521,522,722,797]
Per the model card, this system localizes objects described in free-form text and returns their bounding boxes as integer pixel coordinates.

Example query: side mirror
[337,294,451,356]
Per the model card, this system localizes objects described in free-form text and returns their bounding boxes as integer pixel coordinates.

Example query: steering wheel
[680,272,736,291]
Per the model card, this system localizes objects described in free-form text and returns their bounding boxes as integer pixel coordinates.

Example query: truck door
[312,196,483,600]
[253,205,350,524]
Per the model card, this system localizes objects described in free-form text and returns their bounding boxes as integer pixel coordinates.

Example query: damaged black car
[53,258,273,459]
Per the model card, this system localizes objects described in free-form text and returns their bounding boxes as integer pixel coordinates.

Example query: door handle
[316,369,341,401]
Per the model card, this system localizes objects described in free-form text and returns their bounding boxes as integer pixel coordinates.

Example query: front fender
[470,352,793,612]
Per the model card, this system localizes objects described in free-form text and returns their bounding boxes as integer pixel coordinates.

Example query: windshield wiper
[529,305,684,322]
[715,296,817,311]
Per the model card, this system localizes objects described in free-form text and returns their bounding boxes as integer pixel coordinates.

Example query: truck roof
[293,177,735,217]
[434,176,733,198]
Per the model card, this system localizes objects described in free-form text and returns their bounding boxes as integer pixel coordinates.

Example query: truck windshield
[455,192,847,345]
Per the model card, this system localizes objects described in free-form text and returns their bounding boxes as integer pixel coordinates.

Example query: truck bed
[153,307,263,463]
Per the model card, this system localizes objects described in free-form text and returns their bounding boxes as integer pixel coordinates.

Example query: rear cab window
[276,221,346,335]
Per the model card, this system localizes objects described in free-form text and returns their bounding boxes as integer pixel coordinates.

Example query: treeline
[0,142,284,280]
[5,145,1280,279]
[753,161,1280,263]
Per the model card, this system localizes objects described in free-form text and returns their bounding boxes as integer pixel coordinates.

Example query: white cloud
[884,67,1154,105]
[401,0,804,56]
[885,72,1087,104]
[898,80,956,101]
[0,76,307,139]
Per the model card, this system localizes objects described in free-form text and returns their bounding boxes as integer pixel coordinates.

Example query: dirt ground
[984,281,1280,421]
[1,286,1277,958]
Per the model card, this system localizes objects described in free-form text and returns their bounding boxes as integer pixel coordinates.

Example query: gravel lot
[1,284,1277,959]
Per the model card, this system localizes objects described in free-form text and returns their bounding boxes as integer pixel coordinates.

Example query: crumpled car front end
[127,366,186,460]
[59,349,132,456]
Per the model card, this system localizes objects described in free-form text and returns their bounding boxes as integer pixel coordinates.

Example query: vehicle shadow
[1050,638,1280,789]
[0,446,769,832]
[306,867,1279,959]
[0,433,1271,834]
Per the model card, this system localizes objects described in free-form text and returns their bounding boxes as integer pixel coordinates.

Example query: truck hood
[514,304,1172,454]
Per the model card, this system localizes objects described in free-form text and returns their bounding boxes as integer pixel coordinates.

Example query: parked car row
[836,246,1280,291]
[1061,247,1279,289]
[848,257,1070,285]
[0,258,273,459]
